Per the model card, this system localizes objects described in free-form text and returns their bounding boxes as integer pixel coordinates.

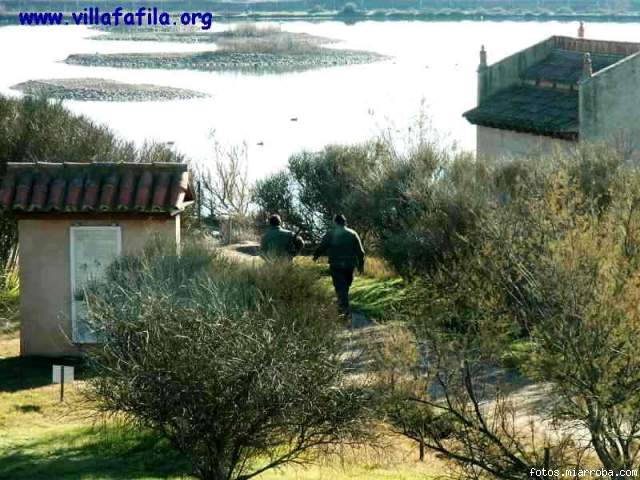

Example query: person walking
[313,214,365,315]
[260,214,304,260]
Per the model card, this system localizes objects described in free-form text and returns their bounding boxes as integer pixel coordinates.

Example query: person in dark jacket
[313,214,365,314]
[261,214,304,260]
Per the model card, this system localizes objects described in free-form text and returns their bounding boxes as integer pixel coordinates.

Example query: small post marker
[52,365,74,402]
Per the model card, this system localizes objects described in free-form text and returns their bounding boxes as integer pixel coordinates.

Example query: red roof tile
[30,170,51,211]
[0,162,194,216]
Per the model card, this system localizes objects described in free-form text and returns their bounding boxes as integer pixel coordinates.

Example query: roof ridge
[6,161,188,170]
[1,162,193,215]
[553,35,640,49]
[553,48,625,57]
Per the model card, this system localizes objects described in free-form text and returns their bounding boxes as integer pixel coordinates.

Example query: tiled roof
[463,86,579,139]
[0,162,194,215]
[522,49,625,84]
[464,37,640,139]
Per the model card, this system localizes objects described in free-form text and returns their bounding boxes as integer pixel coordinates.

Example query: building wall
[478,36,640,104]
[19,215,180,357]
[477,126,576,162]
[579,51,640,155]
[478,36,555,102]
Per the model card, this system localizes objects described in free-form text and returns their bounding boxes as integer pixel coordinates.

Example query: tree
[252,170,309,233]
[85,242,370,480]
[195,137,251,220]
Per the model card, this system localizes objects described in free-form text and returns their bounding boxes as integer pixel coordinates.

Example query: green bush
[395,147,640,476]
[252,135,486,275]
[372,147,486,277]
[252,170,305,232]
[253,142,392,242]
[85,241,370,480]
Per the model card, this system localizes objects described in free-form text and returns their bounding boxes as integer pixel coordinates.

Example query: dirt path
[220,241,263,263]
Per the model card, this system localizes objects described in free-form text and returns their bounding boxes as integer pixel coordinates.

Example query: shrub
[373,149,486,277]
[227,23,281,37]
[85,241,370,480]
[287,143,390,241]
[372,325,453,461]
[396,148,640,477]
[252,142,392,242]
[251,123,485,268]
[0,96,181,167]
[0,270,19,334]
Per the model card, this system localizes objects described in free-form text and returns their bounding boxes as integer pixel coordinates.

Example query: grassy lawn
[0,331,191,480]
[0,266,439,480]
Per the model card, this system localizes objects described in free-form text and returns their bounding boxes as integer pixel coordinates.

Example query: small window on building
[70,226,122,343]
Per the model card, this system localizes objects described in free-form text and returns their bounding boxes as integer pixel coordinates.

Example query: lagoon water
[1,20,640,178]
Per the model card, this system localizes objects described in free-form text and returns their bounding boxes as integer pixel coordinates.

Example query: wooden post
[227,217,233,245]
[543,446,550,469]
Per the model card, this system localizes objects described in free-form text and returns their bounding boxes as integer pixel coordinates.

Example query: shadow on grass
[0,355,91,393]
[0,425,191,480]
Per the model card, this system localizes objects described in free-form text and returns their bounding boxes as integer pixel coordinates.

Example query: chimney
[581,52,593,80]
[477,45,488,103]
[578,21,585,38]
[479,45,487,68]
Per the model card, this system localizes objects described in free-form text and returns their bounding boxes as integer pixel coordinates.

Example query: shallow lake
[1,20,640,178]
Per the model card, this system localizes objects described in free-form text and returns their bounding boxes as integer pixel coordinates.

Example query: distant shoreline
[4,10,640,26]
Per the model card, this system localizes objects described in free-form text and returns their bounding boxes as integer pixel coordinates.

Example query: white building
[464,35,640,160]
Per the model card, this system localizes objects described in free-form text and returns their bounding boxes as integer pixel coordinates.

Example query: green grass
[350,277,406,319]
[501,338,536,374]
[0,319,440,480]
[0,425,191,480]
[0,330,191,480]
[295,255,407,320]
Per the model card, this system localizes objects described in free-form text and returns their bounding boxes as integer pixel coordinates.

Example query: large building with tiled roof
[464,33,640,160]
[0,162,194,356]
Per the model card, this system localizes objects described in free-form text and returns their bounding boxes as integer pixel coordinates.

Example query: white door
[70,226,122,343]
